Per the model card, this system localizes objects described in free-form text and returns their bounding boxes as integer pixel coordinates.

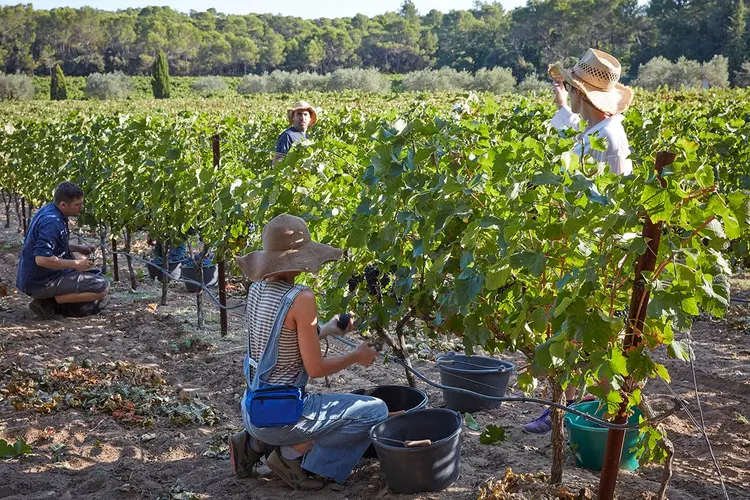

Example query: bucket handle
[436,358,509,373]
[373,436,433,447]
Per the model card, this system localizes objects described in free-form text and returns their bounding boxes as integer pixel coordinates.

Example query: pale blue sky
[22,0,529,18]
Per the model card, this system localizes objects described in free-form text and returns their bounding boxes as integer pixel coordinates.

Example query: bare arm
[35,255,93,271]
[291,289,377,379]
[69,243,94,255]
[552,81,568,109]
[273,152,284,166]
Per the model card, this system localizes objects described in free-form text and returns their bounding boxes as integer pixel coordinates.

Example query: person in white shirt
[548,48,635,175]
[523,48,635,435]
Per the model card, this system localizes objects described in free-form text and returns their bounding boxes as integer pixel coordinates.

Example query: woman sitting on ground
[228,213,387,490]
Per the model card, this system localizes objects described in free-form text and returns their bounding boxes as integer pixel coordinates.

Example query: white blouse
[550,106,633,175]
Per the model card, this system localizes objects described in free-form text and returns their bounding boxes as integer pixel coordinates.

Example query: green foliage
[734,61,750,88]
[327,68,391,93]
[464,412,481,431]
[472,67,516,94]
[156,481,203,500]
[703,55,730,89]
[84,71,133,100]
[236,69,390,94]
[635,56,698,89]
[0,73,35,101]
[191,76,229,97]
[0,89,748,470]
[0,2,746,83]
[50,64,67,101]
[635,55,729,90]
[479,424,507,444]
[151,50,171,99]
[0,438,32,459]
[402,67,473,92]
[236,74,267,94]
[265,70,327,93]
[1,359,219,426]
[517,75,551,94]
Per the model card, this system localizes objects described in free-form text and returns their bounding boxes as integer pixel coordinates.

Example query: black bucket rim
[369,408,462,451]
[182,264,218,272]
[436,353,515,375]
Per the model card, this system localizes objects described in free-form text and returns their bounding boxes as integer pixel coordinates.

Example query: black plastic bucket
[147,261,181,283]
[352,385,428,458]
[436,353,514,413]
[370,408,462,494]
[181,265,218,292]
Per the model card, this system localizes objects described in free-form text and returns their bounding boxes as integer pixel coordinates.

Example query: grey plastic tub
[436,353,514,413]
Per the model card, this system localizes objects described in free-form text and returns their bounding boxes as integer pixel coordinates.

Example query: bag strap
[247,283,305,389]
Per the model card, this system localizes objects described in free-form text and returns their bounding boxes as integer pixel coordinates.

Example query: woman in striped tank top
[229,214,387,490]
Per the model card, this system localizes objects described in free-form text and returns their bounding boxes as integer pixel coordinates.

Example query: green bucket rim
[564,401,642,433]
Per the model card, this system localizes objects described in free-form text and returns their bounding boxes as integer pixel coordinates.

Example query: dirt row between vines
[1,222,748,499]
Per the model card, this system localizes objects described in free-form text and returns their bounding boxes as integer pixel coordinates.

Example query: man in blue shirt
[16,181,109,319]
[273,100,317,166]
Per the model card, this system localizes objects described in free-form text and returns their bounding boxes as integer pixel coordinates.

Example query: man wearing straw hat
[547,48,635,175]
[523,48,634,435]
[273,101,318,166]
[228,213,386,490]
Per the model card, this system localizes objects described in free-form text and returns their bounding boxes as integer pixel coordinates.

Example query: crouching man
[16,181,109,319]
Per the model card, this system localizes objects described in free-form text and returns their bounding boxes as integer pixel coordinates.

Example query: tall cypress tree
[151,50,171,99]
[726,0,747,84]
[50,64,67,101]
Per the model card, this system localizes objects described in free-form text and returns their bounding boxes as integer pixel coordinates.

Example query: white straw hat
[549,48,634,115]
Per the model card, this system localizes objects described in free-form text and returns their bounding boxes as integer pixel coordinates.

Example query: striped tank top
[245,280,304,385]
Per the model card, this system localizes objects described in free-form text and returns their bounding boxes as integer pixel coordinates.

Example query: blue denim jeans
[244,392,388,484]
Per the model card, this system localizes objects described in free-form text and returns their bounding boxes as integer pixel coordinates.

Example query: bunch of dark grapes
[364,265,381,297]
[347,274,363,292]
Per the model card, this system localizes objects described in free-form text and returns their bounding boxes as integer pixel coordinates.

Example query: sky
[20,0,530,19]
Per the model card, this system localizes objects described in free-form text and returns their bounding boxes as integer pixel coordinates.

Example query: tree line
[0,0,747,83]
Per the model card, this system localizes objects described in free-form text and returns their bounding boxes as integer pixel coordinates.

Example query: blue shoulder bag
[245,385,305,428]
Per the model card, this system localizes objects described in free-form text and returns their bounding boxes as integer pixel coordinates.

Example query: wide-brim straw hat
[236,214,341,282]
[287,100,318,127]
[548,48,634,116]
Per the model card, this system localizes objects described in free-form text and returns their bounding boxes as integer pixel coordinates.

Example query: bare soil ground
[1,220,749,500]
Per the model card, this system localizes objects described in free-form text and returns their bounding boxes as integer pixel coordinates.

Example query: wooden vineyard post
[99,227,108,276]
[219,259,228,336]
[21,197,27,235]
[111,237,119,282]
[598,152,677,500]
[124,228,138,290]
[213,134,228,337]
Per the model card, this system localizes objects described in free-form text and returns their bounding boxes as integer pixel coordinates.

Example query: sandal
[228,430,263,479]
[266,448,325,491]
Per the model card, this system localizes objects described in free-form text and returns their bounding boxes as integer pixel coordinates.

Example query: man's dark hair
[53,181,84,205]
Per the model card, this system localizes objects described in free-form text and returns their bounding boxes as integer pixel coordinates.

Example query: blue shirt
[275,126,308,156]
[16,203,74,294]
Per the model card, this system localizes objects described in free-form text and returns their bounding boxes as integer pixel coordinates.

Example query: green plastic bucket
[564,401,643,472]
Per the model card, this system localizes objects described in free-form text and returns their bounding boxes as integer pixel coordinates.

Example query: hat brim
[287,106,318,127]
[549,63,633,116]
[236,240,342,282]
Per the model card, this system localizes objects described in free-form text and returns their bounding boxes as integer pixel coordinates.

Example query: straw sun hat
[548,48,634,116]
[287,100,318,127]
[236,214,342,282]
